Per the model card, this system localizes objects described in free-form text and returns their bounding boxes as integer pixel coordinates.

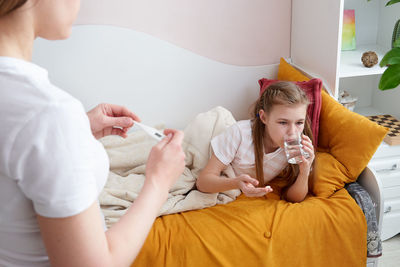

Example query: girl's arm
[196,152,271,197]
[196,153,238,193]
[37,130,185,267]
[285,134,315,203]
[285,171,309,202]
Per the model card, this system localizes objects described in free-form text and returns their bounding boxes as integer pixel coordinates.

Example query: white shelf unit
[339,44,387,78]
[339,0,400,120]
[291,1,400,265]
[291,0,400,108]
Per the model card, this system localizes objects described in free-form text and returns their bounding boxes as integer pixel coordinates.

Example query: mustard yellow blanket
[132,189,366,267]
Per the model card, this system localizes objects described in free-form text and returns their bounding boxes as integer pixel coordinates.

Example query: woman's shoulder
[0,59,88,160]
[0,56,81,113]
[13,86,86,137]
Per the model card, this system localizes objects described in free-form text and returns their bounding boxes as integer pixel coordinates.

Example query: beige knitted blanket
[99,107,240,228]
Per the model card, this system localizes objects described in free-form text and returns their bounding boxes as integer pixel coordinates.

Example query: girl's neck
[263,136,279,154]
[264,145,279,154]
[0,12,35,61]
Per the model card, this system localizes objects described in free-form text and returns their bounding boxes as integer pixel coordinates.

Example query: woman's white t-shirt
[211,120,288,182]
[0,57,109,266]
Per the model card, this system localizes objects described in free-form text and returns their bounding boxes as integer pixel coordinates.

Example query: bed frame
[32,25,382,267]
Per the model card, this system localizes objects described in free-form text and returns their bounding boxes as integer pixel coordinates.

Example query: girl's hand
[298,134,315,175]
[236,174,273,197]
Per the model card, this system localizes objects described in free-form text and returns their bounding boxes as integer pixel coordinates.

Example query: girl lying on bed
[196,81,315,202]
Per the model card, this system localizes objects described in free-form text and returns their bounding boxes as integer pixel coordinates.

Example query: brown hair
[251,81,314,196]
[0,0,27,17]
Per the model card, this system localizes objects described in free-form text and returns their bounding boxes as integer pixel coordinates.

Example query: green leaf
[387,57,400,65]
[380,47,400,67]
[379,64,400,90]
[386,0,400,6]
[394,38,400,48]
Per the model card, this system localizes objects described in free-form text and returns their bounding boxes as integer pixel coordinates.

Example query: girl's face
[260,103,307,149]
[34,0,80,40]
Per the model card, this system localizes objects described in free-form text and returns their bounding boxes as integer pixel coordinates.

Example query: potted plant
[379,39,400,90]
[368,0,400,90]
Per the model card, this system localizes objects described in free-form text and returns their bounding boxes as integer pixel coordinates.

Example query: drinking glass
[284,132,309,164]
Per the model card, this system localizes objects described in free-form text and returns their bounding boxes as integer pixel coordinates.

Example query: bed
[32,25,387,267]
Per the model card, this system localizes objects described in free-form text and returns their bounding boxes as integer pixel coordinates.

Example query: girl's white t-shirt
[211,120,288,182]
[0,57,109,266]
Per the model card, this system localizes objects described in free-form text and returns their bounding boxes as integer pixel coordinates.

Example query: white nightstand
[368,142,400,241]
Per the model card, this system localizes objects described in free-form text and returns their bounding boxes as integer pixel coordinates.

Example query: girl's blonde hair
[0,0,27,17]
[251,81,314,196]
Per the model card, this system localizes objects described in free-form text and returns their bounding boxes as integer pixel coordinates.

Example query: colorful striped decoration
[342,9,356,51]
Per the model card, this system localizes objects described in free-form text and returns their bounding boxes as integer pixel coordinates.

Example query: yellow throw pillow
[314,90,387,195]
[278,57,309,82]
[277,58,388,196]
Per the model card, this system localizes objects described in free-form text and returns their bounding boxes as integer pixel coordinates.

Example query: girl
[0,1,185,266]
[196,81,315,202]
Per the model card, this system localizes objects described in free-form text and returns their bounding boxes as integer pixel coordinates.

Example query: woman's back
[0,57,109,266]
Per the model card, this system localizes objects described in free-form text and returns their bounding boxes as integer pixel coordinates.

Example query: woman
[196,81,315,202]
[0,1,185,266]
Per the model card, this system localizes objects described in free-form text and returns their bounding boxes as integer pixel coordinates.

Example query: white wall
[33,26,277,129]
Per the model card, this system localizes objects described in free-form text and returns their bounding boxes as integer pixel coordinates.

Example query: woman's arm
[196,153,272,197]
[37,187,164,267]
[37,129,185,267]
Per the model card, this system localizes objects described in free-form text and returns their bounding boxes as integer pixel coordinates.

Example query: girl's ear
[259,109,268,124]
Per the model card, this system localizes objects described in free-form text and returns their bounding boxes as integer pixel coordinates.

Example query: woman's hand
[87,103,140,139]
[298,134,315,175]
[144,129,186,195]
[236,174,273,197]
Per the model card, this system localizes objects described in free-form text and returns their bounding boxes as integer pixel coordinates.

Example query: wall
[75,0,291,66]
[32,0,292,128]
